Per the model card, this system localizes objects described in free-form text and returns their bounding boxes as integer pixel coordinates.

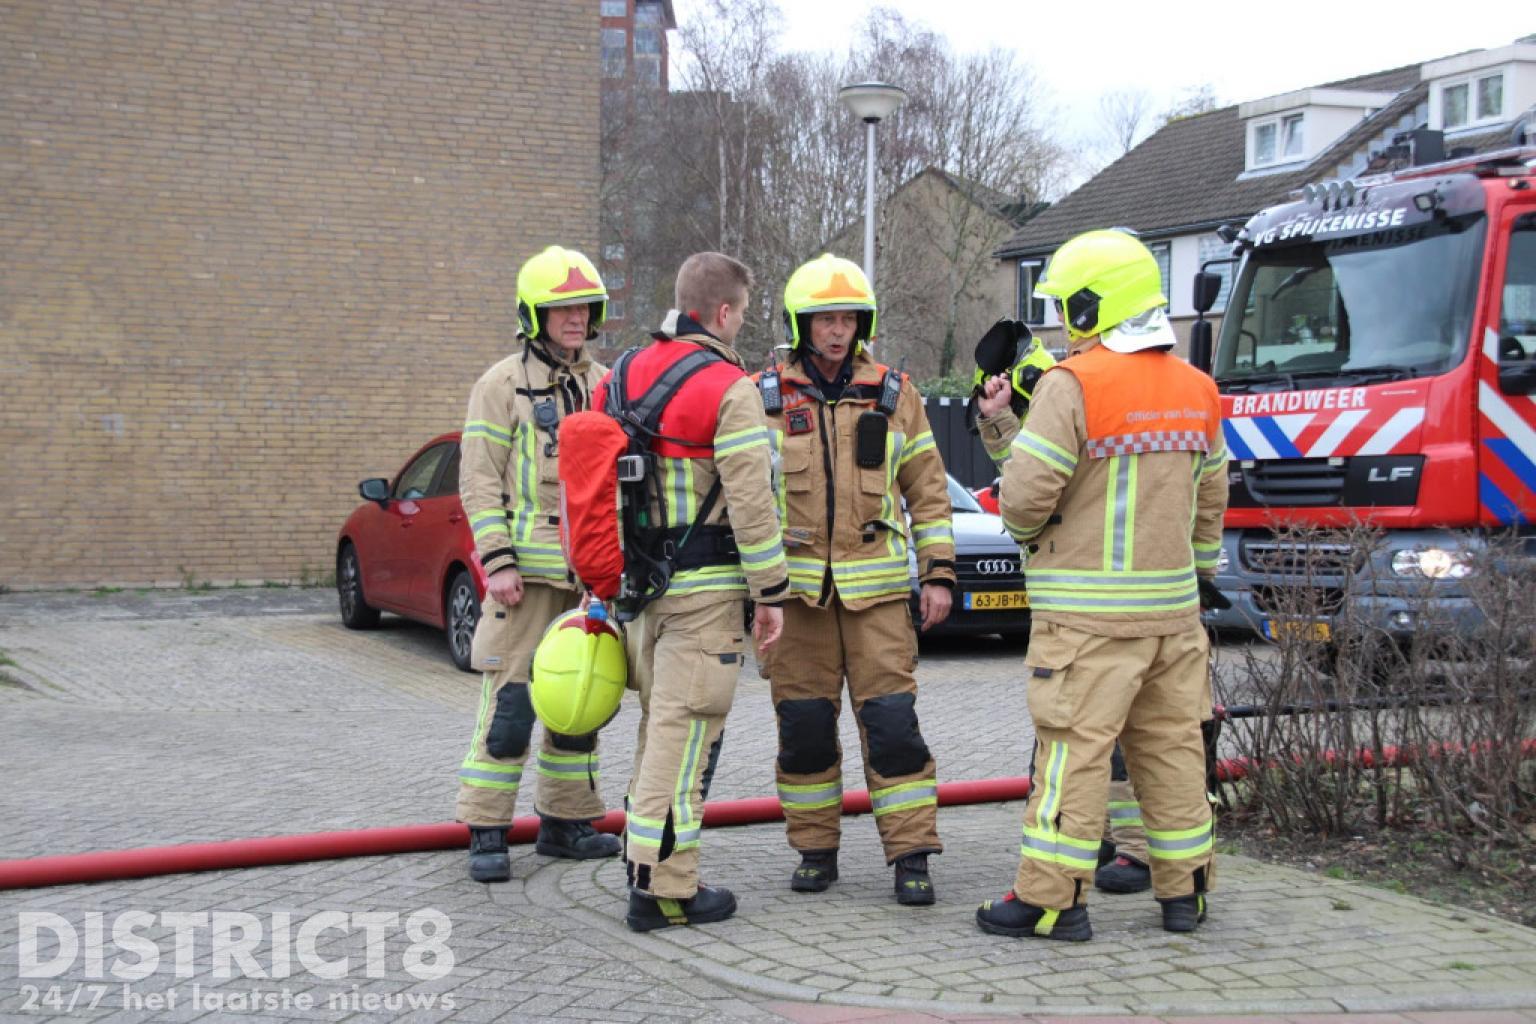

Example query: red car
[972,478,1001,515]
[335,432,486,671]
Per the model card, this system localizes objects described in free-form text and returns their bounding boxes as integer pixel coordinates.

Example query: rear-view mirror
[359,478,390,504]
[1192,272,1222,315]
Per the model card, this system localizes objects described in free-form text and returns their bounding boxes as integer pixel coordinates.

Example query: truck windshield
[1215,213,1486,388]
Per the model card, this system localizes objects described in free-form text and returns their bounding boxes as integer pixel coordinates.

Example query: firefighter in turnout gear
[595,252,789,932]
[755,254,956,905]
[454,246,622,881]
[971,229,1227,940]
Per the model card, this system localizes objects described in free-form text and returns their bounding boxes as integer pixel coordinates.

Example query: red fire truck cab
[1198,145,1536,641]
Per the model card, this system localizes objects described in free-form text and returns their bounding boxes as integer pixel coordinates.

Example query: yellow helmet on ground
[529,604,627,736]
[1036,230,1174,352]
[516,245,608,341]
[781,253,877,352]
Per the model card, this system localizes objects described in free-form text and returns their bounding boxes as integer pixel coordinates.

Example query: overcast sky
[671,1,1533,136]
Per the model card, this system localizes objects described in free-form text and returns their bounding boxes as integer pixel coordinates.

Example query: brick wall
[1,1,599,588]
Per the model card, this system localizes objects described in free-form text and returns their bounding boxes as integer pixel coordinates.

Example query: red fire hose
[4,741,1531,891]
[0,776,1034,891]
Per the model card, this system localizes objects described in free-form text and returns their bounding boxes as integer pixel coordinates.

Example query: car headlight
[1215,546,1230,575]
[1389,547,1473,579]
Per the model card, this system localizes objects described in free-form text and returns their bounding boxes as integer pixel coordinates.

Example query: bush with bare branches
[1215,524,1535,870]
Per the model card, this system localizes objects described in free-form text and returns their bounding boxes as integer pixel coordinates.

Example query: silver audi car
[908,475,1031,642]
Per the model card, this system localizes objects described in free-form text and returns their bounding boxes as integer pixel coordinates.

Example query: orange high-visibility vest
[1052,345,1221,459]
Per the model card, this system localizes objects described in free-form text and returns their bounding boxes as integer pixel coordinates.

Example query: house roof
[995,53,1505,260]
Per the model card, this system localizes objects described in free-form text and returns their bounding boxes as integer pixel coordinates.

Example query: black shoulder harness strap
[608,345,724,442]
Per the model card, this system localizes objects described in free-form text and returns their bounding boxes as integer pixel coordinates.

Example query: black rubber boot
[1095,854,1152,894]
[1097,839,1117,867]
[625,884,738,932]
[1160,892,1208,933]
[467,826,511,883]
[535,816,621,860]
[790,850,839,893]
[975,891,1091,941]
[893,852,936,906]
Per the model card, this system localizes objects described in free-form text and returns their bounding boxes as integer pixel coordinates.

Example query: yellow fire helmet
[529,604,627,736]
[1036,229,1175,352]
[781,253,878,353]
[516,245,608,342]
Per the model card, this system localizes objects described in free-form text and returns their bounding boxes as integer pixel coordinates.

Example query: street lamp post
[838,81,907,286]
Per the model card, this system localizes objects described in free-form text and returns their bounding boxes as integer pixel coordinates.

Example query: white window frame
[1440,71,1505,131]
[1249,112,1304,169]
[1280,112,1304,159]
[1017,261,1046,326]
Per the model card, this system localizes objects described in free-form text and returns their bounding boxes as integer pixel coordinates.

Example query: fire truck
[1192,144,1536,641]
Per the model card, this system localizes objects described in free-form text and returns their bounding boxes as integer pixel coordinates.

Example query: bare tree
[1162,83,1221,125]
[1098,88,1154,157]
[626,2,1067,369]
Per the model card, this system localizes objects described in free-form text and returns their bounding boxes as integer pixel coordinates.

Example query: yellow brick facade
[0,1,599,588]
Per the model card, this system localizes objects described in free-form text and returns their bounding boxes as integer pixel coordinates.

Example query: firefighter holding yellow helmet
[453,245,622,882]
[754,254,956,904]
[972,229,1227,940]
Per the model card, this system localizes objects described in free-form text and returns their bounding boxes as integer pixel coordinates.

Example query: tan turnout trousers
[765,596,941,862]
[1016,620,1215,908]
[454,583,608,826]
[623,596,745,899]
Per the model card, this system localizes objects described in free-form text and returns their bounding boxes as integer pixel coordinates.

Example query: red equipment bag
[557,411,630,600]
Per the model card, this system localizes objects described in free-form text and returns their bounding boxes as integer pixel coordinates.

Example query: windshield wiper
[1335,364,1418,383]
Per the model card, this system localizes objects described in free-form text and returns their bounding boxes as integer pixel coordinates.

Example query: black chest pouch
[855,410,888,468]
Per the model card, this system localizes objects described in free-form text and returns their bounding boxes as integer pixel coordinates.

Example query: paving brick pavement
[2,589,1534,1022]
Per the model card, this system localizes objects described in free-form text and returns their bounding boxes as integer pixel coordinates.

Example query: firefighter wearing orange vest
[594,252,789,932]
[754,255,956,905]
[972,229,1228,940]
[454,246,622,882]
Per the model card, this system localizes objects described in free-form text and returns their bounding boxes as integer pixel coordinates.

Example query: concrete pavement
[1,588,1534,1022]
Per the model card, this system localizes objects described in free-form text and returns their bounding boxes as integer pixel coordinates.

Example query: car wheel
[445,569,480,673]
[337,543,380,630]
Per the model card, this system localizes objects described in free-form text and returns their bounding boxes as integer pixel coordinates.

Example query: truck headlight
[1389,547,1472,579]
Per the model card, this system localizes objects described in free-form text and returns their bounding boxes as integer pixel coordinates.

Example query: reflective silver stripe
[1026,568,1195,587]
[777,784,842,805]
[836,579,911,597]
[627,820,666,841]
[457,767,522,786]
[1108,803,1142,823]
[1013,430,1077,474]
[1030,589,1198,611]
[1109,455,1131,572]
[1148,829,1213,854]
[740,541,786,566]
[870,783,936,813]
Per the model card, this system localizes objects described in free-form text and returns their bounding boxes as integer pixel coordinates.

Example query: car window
[432,444,462,498]
[947,474,983,513]
[393,444,450,501]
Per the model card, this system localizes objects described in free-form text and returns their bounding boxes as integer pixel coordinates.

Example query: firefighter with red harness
[593,252,789,931]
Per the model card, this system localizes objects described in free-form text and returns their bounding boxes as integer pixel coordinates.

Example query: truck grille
[1239,538,1356,578]
[1241,458,1346,506]
[1252,585,1346,616]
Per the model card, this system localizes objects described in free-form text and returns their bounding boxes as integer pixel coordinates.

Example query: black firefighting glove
[1197,576,1231,611]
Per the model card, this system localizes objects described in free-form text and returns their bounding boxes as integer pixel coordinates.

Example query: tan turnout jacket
[760,351,957,612]
[977,339,1228,637]
[460,336,607,587]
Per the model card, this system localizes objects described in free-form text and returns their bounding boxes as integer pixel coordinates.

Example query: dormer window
[1442,72,1504,129]
[1252,112,1304,167]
